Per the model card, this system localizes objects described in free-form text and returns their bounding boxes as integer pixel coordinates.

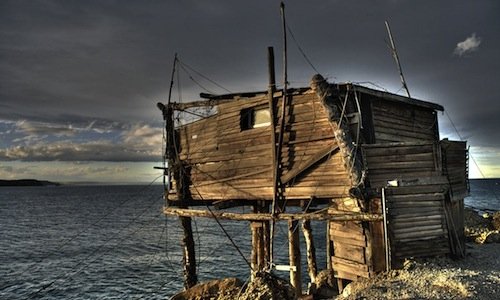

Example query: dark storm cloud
[1,0,500,166]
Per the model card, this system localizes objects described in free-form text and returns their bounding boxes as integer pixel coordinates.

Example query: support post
[251,221,259,280]
[180,215,197,289]
[302,219,318,284]
[288,220,302,296]
[381,188,391,271]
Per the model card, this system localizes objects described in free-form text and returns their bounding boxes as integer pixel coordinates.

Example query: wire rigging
[444,110,486,179]
[177,59,232,94]
[286,23,320,74]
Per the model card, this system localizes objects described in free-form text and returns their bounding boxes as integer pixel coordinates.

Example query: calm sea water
[0,180,498,299]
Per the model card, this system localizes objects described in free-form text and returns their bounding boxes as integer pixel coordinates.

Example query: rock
[238,272,295,300]
[484,232,500,243]
[171,277,243,300]
[492,212,500,231]
[313,269,338,299]
[341,282,353,298]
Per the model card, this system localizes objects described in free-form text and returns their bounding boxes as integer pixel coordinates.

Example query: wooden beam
[251,221,259,281]
[302,219,318,284]
[179,216,197,289]
[164,207,383,222]
[281,143,339,184]
[288,219,302,296]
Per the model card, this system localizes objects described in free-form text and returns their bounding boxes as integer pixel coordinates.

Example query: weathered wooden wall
[370,99,438,143]
[171,91,352,202]
[328,197,386,283]
[363,142,455,261]
[384,184,450,260]
[441,140,469,201]
[329,198,374,281]
[363,142,441,188]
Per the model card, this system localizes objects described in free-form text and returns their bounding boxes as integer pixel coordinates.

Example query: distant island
[0,179,61,187]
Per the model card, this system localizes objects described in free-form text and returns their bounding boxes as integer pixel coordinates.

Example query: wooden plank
[389,207,444,217]
[331,236,367,247]
[367,160,435,170]
[387,193,445,202]
[334,270,361,281]
[333,243,366,264]
[164,207,383,222]
[330,221,364,234]
[374,125,436,141]
[393,224,445,234]
[388,201,444,209]
[332,256,369,272]
[285,186,351,198]
[395,228,447,239]
[281,143,339,184]
[330,229,367,242]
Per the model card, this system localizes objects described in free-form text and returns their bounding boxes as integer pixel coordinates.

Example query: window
[240,106,271,130]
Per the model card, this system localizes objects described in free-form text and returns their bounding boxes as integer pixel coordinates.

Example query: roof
[197,84,444,112]
[347,84,444,111]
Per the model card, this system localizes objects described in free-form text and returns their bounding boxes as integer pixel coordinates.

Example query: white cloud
[454,33,481,56]
[0,123,164,162]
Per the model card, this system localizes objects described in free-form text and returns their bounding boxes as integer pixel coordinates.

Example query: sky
[1,0,499,183]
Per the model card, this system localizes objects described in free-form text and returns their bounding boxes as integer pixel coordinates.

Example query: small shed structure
[159,70,468,294]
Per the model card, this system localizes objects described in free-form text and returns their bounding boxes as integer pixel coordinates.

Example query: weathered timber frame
[157,49,467,295]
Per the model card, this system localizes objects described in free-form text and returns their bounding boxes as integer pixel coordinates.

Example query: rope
[177,59,232,93]
[187,177,253,271]
[179,62,215,94]
[444,110,486,179]
[286,23,320,74]
[205,205,253,271]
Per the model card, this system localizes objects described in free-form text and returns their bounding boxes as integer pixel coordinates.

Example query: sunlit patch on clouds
[468,146,500,178]
[0,121,163,162]
[0,113,164,182]
[454,33,481,56]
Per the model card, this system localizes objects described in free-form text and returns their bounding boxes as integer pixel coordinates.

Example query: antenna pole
[281,2,288,91]
[385,21,411,98]
[164,54,178,192]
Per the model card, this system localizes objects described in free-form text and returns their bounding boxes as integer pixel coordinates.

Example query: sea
[0,179,499,299]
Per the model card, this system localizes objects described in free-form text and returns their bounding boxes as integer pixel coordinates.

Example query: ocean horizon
[0,179,498,299]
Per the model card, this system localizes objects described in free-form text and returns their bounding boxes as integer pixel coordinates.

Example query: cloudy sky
[1,0,499,183]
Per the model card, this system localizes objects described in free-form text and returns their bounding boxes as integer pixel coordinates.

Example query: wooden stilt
[180,215,197,289]
[257,222,265,271]
[288,220,302,296]
[337,278,345,294]
[260,203,270,271]
[251,221,259,280]
[263,218,271,269]
[302,219,318,284]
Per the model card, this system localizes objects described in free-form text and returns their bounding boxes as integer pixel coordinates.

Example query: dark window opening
[240,106,271,131]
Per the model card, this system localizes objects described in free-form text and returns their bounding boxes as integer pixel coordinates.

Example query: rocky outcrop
[464,207,500,244]
[170,277,243,300]
[170,273,296,300]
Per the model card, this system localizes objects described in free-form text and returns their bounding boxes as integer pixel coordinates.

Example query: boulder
[238,272,295,300]
[312,269,338,299]
[492,212,500,231]
[484,231,500,243]
[171,277,243,300]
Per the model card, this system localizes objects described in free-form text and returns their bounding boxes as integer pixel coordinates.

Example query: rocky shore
[337,207,500,300]
[170,207,500,300]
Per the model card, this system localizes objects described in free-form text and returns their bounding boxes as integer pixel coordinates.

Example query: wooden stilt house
[158,52,468,294]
